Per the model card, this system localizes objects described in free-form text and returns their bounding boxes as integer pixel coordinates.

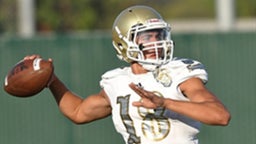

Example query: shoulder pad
[167,57,208,84]
[172,57,206,71]
[101,67,129,80]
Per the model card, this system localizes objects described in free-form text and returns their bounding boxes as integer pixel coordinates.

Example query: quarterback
[25,5,231,144]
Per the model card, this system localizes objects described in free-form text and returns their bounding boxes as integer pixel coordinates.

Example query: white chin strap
[139,62,159,71]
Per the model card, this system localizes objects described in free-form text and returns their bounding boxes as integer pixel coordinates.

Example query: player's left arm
[172,77,231,125]
[130,78,231,126]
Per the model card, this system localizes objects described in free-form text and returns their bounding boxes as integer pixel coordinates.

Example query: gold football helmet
[112,5,174,70]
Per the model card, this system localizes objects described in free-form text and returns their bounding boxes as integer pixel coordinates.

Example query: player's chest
[111,73,179,103]
[110,73,179,116]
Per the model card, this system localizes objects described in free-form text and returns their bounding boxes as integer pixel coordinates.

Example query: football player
[25,5,231,144]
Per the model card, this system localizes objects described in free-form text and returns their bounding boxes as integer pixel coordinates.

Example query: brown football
[3,58,54,97]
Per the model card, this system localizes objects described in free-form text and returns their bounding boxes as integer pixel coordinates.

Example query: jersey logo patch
[153,68,172,87]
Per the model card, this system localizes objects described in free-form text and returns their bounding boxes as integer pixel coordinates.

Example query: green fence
[0,32,255,144]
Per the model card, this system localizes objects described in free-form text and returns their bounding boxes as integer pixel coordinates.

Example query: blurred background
[0,0,255,35]
[0,0,255,144]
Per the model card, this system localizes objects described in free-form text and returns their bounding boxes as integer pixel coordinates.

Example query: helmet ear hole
[118,43,122,47]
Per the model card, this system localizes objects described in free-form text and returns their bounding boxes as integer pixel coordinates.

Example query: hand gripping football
[3,58,54,97]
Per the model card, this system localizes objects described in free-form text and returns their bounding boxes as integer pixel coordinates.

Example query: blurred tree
[0,0,17,34]
[237,0,256,17]
[36,0,97,32]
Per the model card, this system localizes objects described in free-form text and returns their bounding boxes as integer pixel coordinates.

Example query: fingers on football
[24,54,41,60]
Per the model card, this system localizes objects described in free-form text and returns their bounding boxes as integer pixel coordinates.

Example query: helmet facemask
[126,19,174,71]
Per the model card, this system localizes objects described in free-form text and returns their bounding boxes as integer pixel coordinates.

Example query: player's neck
[131,62,148,74]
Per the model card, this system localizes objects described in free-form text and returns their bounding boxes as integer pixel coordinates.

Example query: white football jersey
[100,58,208,144]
